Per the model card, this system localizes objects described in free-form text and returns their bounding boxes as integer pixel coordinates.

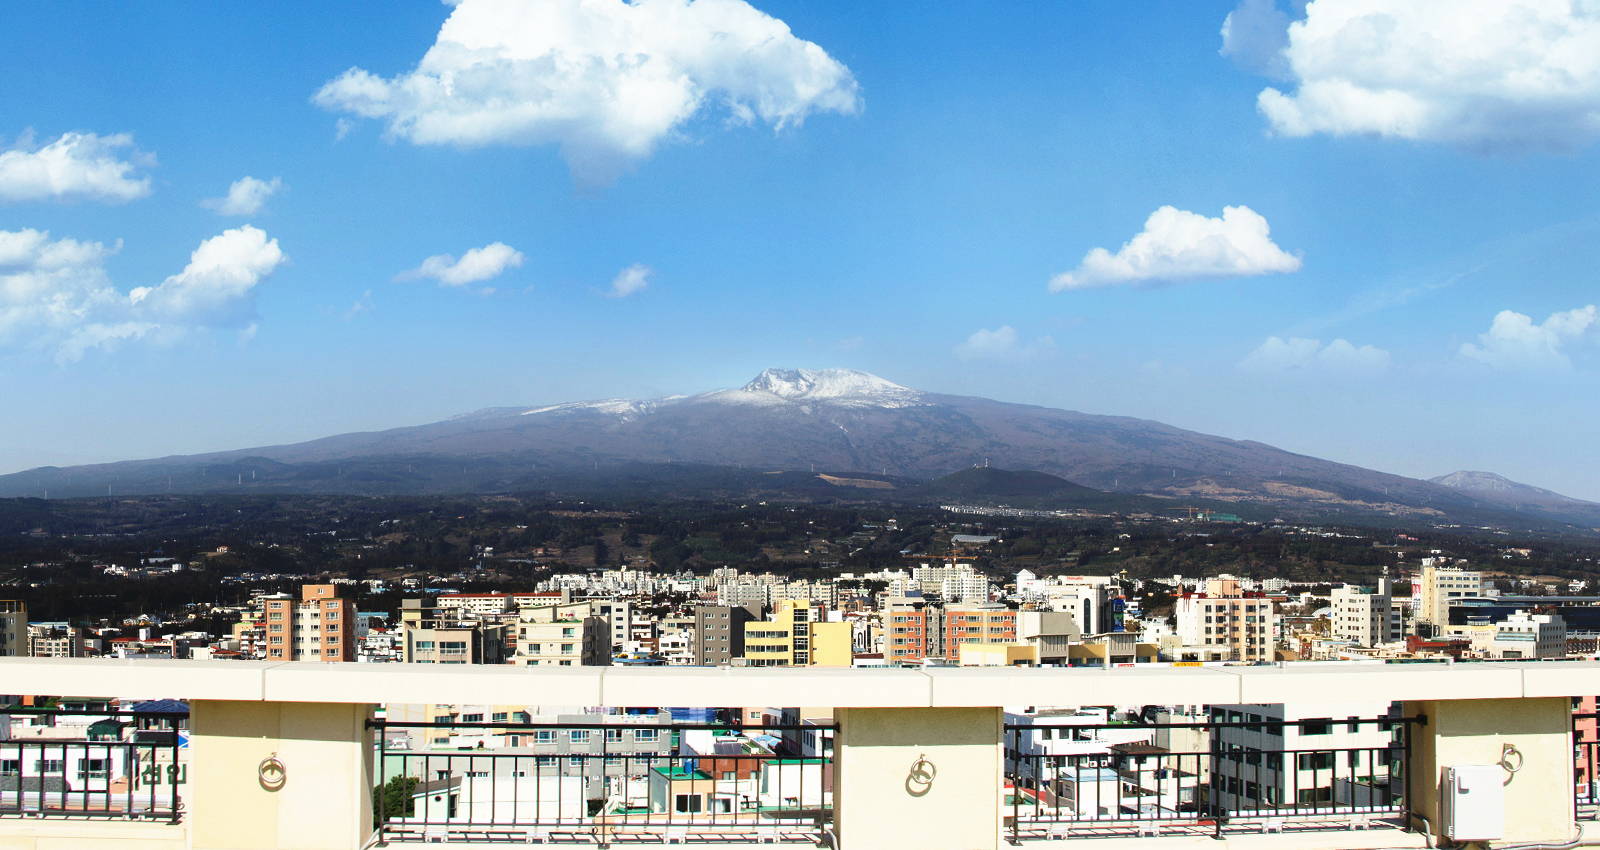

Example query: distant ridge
[3,368,1599,530]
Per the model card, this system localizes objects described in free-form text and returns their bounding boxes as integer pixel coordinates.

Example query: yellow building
[742,600,852,667]
[957,642,1037,667]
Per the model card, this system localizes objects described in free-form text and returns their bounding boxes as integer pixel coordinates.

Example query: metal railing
[371,719,833,845]
[1005,716,1419,842]
[0,711,184,822]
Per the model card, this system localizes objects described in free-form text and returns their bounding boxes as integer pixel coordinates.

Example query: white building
[1209,701,1396,814]
[1330,581,1395,647]
[1486,611,1566,659]
[912,562,978,596]
[941,573,991,604]
[435,593,512,619]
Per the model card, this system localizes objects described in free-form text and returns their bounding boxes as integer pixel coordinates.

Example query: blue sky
[5,1,1600,498]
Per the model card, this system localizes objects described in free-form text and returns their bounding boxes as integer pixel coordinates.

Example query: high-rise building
[264,584,356,661]
[1417,562,1483,632]
[0,600,24,658]
[692,604,759,666]
[1174,579,1276,663]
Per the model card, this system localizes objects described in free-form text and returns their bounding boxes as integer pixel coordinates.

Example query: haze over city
[5,1,1600,499]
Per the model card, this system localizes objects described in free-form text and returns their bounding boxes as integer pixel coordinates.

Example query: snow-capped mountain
[716,368,926,408]
[1429,470,1596,510]
[4,368,1596,528]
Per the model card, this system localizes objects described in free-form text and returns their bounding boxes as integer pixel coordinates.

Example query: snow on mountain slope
[505,368,926,420]
[698,368,926,408]
[1429,470,1592,506]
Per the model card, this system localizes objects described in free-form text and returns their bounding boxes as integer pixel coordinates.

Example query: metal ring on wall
[259,753,287,790]
[909,754,937,785]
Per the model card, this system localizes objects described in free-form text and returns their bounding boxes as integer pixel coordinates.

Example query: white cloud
[396,242,525,291]
[313,0,861,186]
[1220,0,1293,79]
[1252,0,1600,152]
[1050,206,1301,292]
[1239,336,1390,379]
[0,131,153,203]
[202,176,283,217]
[602,263,651,298]
[0,226,285,363]
[954,326,1056,363]
[1460,305,1598,370]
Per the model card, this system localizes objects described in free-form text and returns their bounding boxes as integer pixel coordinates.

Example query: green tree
[374,775,419,823]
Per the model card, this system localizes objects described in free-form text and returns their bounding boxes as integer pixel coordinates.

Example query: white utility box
[1442,764,1505,841]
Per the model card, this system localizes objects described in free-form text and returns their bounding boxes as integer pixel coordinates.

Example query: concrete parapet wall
[6,657,1600,707]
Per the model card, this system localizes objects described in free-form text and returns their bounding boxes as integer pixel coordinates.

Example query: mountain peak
[735,368,922,406]
[1429,470,1592,507]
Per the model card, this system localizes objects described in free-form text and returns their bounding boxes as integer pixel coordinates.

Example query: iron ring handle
[259,754,287,790]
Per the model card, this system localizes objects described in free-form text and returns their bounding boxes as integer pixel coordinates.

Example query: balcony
[1,658,1597,849]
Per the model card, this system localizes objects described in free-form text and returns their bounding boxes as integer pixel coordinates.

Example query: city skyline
[5,1,1600,499]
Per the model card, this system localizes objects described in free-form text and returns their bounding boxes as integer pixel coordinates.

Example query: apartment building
[264,584,356,661]
[27,622,81,658]
[510,602,609,666]
[403,621,510,664]
[1331,581,1395,647]
[884,597,941,663]
[1174,579,1276,663]
[1417,561,1482,631]
[741,600,851,667]
[1209,701,1395,812]
[941,603,1017,658]
[692,604,760,665]
[940,573,991,603]
[911,562,978,596]
[435,592,513,619]
[0,600,24,657]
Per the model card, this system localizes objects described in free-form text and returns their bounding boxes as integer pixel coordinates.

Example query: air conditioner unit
[1442,765,1505,841]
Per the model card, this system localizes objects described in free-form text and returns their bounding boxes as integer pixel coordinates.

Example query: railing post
[834,706,1003,850]
[1402,697,1574,844]
[188,699,375,850]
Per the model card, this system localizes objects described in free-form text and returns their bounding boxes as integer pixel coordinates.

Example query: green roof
[652,766,711,779]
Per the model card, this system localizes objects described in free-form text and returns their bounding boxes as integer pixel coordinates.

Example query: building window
[492,712,508,723]
[1297,752,1334,771]
[606,729,625,744]
[462,714,484,723]
[534,730,557,743]
[675,794,703,814]
[570,730,591,744]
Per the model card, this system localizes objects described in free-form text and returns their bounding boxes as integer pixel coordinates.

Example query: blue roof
[129,699,190,714]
